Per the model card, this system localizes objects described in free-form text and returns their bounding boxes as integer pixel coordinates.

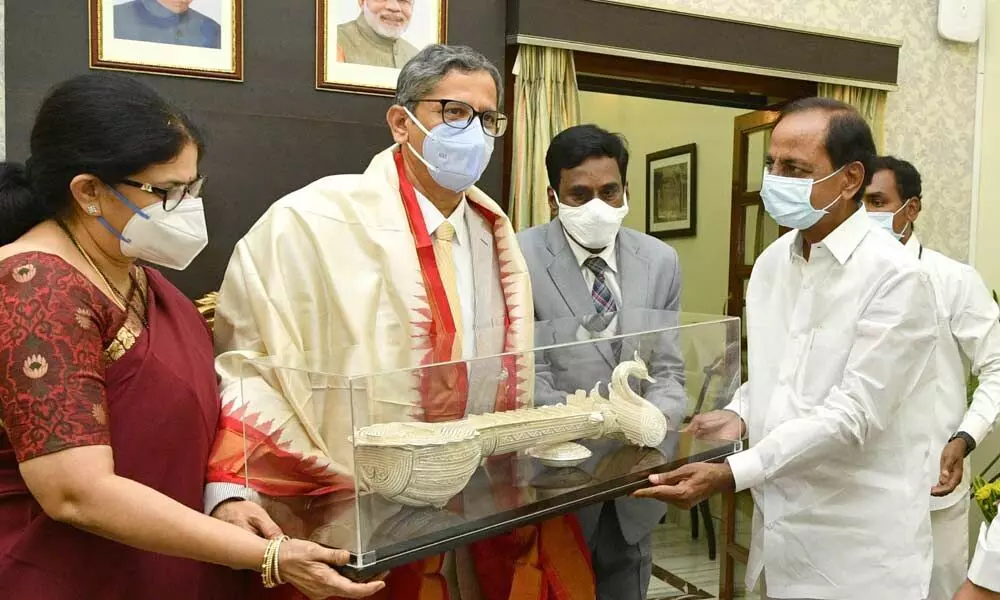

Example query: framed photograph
[646,144,697,239]
[89,0,244,81]
[317,0,447,95]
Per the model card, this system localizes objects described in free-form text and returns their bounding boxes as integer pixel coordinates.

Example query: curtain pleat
[818,83,888,153]
[509,46,581,231]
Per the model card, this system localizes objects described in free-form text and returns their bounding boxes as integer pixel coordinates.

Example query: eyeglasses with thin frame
[119,176,205,212]
[412,99,508,138]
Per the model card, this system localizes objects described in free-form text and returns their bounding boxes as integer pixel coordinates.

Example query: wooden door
[726,110,783,365]
[719,109,782,600]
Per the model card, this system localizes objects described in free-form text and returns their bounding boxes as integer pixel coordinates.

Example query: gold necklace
[58,221,143,325]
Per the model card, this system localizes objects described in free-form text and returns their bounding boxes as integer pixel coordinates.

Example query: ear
[843,162,865,202]
[68,174,105,216]
[906,196,922,221]
[547,187,558,219]
[387,105,410,145]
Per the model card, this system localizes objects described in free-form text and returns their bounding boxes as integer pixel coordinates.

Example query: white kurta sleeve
[969,518,1000,591]
[726,268,937,493]
[952,267,1000,445]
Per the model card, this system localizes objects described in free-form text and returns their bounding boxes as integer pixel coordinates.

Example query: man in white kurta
[863,155,1000,600]
[635,98,939,599]
[956,518,1000,599]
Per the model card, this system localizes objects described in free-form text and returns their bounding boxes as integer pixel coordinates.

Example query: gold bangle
[261,535,289,589]
[261,537,280,588]
[273,535,289,585]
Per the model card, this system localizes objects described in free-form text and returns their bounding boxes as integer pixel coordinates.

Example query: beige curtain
[818,83,888,152]
[509,46,581,231]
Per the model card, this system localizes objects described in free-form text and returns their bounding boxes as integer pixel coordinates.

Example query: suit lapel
[546,220,616,368]
[617,231,650,311]
[545,219,596,318]
[468,209,497,339]
[615,232,650,363]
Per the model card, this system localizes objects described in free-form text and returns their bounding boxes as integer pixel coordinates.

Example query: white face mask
[867,198,912,241]
[555,192,629,250]
[119,199,209,271]
[760,166,844,230]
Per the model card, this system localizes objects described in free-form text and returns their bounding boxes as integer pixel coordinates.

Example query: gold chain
[58,221,145,326]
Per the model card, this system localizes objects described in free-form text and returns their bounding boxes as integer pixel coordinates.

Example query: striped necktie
[583,257,621,359]
[584,256,617,315]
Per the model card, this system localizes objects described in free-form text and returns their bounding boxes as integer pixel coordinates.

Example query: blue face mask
[760,166,845,230]
[867,198,912,241]
[403,106,494,192]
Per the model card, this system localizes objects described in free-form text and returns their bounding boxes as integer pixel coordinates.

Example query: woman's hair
[0,72,204,245]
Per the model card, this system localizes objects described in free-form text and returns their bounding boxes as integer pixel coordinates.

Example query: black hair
[778,97,876,203]
[0,72,204,246]
[545,124,629,191]
[871,155,922,201]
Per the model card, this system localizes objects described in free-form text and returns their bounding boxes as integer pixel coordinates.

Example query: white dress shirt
[563,227,622,340]
[904,233,1000,510]
[969,518,1000,591]
[725,207,938,599]
[416,190,476,359]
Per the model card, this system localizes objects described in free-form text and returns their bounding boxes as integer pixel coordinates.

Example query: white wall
[969,0,1000,557]
[579,92,745,315]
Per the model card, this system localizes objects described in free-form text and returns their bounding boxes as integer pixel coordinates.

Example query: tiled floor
[646,508,756,600]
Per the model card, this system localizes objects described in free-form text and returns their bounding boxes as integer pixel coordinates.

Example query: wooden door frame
[726,110,781,319]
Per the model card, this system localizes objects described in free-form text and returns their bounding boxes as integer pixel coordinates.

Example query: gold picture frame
[89,0,244,82]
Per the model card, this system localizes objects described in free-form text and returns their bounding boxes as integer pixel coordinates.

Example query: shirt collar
[904,232,922,259]
[415,189,468,246]
[140,0,187,22]
[562,224,618,273]
[790,205,870,265]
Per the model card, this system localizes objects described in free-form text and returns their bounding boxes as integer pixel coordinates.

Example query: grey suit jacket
[517,218,685,546]
[465,206,509,415]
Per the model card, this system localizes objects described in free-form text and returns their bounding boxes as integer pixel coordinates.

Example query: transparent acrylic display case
[237,310,743,578]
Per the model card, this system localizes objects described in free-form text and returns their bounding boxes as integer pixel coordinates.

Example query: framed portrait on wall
[89,0,244,81]
[317,0,447,95]
[646,144,697,239]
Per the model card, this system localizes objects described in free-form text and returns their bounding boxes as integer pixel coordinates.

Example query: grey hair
[394,44,503,108]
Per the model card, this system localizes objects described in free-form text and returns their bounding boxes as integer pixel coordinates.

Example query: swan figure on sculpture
[352,351,672,507]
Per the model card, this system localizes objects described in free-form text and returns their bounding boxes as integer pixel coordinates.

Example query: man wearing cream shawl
[203,44,595,600]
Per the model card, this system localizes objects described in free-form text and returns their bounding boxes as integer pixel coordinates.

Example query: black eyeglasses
[120,176,205,211]
[413,99,508,138]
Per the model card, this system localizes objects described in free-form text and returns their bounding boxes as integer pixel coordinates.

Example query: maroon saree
[0,252,240,599]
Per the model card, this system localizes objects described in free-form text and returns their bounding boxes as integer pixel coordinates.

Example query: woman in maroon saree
[0,73,384,600]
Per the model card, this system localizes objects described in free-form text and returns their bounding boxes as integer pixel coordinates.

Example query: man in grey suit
[517,124,685,600]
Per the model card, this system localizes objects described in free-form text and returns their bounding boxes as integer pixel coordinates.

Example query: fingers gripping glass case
[234,310,744,578]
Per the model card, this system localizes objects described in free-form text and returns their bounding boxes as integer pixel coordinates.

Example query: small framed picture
[646,144,697,239]
[317,0,448,95]
[89,0,244,81]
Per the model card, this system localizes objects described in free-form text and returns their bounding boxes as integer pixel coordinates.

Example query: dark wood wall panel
[509,0,899,86]
[6,0,507,298]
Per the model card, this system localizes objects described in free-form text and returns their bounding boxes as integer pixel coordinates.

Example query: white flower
[75,308,93,329]
[12,264,36,283]
[91,403,107,425]
[22,355,48,379]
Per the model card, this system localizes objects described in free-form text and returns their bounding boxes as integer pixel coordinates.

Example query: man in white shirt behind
[634,98,939,599]
[956,517,1000,599]
[863,155,1000,600]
